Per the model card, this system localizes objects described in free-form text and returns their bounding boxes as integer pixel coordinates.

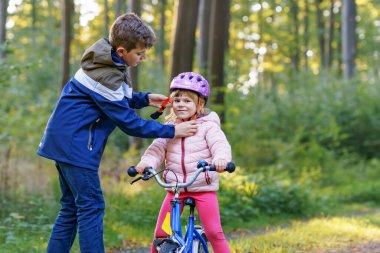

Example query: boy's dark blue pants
[47,162,105,253]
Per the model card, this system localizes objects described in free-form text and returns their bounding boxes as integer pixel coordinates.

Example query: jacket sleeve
[204,122,232,162]
[72,70,175,138]
[140,138,167,169]
[127,91,150,109]
[95,95,174,138]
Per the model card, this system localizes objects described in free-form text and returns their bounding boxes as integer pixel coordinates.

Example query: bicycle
[127,160,235,253]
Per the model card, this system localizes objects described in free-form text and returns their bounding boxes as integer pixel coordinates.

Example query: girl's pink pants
[151,191,231,253]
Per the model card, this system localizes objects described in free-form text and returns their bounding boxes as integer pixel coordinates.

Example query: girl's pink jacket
[139,111,232,192]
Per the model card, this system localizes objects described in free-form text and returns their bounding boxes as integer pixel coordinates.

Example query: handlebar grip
[225,162,236,173]
[128,166,138,177]
[206,162,236,173]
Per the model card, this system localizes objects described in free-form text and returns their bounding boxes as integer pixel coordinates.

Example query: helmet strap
[191,96,203,120]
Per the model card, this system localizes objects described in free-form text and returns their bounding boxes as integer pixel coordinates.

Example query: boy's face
[116,44,146,67]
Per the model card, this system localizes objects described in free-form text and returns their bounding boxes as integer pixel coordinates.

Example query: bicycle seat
[184,197,196,207]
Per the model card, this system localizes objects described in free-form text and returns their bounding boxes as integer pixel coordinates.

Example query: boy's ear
[116,47,124,57]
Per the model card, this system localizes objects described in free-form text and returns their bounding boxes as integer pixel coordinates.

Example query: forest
[1,0,380,252]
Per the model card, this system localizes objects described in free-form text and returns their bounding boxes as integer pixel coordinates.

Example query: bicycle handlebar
[127,161,235,189]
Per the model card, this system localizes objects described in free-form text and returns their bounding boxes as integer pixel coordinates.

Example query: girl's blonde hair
[165,89,206,124]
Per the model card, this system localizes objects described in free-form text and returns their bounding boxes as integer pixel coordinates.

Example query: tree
[169,0,200,80]
[60,0,74,90]
[104,0,109,37]
[208,0,230,123]
[341,0,356,79]
[0,0,8,59]
[303,0,310,69]
[315,0,326,69]
[197,0,212,77]
[326,0,335,68]
[157,0,167,68]
[115,0,126,18]
[289,0,300,70]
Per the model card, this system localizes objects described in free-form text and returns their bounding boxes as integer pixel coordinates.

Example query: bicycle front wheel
[158,240,181,253]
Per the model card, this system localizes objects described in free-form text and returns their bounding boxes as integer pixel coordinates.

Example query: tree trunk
[60,0,73,90]
[208,0,230,123]
[342,0,356,79]
[104,0,109,37]
[115,0,126,17]
[31,0,37,44]
[315,0,326,69]
[169,0,200,81]
[197,0,211,77]
[0,0,8,59]
[289,0,300,70]
[326,0,335,68]
[303,0,310,69]
[157,0,167,68]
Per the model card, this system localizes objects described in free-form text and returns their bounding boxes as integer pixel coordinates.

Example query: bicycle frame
[169,189,209,252]
[128,161,235,253]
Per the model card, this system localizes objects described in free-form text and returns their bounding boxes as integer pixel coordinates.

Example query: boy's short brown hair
[109,13,156,51]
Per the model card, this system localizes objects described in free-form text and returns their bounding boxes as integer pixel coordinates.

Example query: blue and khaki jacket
[37,38,174,170]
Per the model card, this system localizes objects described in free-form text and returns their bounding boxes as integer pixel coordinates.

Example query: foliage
[1,0,380,251]
[226,72,380,172]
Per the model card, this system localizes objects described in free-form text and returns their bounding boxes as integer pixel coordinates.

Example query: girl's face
[172,93,197,120]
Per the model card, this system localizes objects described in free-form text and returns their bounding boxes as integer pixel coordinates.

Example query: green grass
[1,195,380,253]
[1,160,380,252]
[228,210,380,253]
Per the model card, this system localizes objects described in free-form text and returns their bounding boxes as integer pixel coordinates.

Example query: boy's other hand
[148,94,168,108]
[174,120,197,137]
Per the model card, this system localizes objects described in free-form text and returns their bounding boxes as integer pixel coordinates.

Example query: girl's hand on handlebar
[136,162,150,174]
[212,158,228,172]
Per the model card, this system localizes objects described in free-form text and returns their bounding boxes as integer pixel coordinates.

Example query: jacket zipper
[87,118,100,151]
[181,137,188,192]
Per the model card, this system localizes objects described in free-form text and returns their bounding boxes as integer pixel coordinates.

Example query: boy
[37,13,197,253]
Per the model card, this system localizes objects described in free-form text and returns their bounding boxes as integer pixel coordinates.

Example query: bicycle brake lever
[130,177,142,185]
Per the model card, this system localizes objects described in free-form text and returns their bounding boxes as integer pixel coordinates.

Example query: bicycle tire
[192,233,209,253]
[158,240,181,253]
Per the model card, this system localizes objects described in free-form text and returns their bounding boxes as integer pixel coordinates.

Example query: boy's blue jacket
[37,38,175,170]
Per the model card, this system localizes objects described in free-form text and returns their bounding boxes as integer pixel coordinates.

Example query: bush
[218,168,325,225]
[226,72,380,172]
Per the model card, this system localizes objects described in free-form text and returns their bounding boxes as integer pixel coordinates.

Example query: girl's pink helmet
[170,72,210,98]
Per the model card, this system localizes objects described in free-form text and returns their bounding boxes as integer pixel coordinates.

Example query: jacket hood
[80,38,129,91]
[81,38,125,69]
[197,111,221,126]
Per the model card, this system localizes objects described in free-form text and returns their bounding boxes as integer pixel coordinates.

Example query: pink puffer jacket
[139,111,232,192]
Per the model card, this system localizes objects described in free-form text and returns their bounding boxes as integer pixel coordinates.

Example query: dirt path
[325,241,380,253]
[110,248,149,253]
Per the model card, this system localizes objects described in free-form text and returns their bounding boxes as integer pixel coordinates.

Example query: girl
[136,72,232,253]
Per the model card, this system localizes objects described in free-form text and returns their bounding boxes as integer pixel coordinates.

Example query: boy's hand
[148,94,169,108]
[212,159,228,172]
[136,162,150,174]
[174,121,197,137]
